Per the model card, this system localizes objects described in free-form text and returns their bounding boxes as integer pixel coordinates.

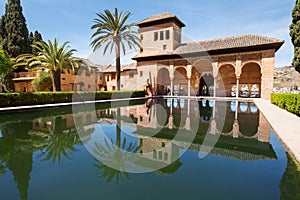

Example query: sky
[0,0,295,67]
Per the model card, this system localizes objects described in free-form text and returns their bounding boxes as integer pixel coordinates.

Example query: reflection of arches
[218,65,236,97]
[239,102,248,113]
[250,102,258,113]
[199,74,214,96]
[199,100,212,121]
[238,112,259,137]
[240,62,261,98]
[174,67,187,96]
[157,68,171,95]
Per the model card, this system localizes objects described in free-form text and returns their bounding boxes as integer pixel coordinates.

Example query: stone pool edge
[254,98,300,165]
[0,96,149,112]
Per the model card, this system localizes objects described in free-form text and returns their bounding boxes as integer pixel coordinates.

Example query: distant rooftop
[137,12,185,27]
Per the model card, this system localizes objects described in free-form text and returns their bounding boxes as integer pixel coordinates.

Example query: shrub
[32,71,52,91]
[0,90,146,107]
[271,93,300,115]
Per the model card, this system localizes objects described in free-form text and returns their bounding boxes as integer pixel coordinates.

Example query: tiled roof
[133,34,284,59]
[137,12,185,27]
[175,34,284,54]
[102,63,137,73]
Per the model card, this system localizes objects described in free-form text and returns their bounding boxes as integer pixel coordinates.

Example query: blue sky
[0,0,295,67]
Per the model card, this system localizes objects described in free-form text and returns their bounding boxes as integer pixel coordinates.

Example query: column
[188,78,191,97]
[170,65,174,96]
[236,77,240,98]
[187,65,192,97]
[170,79,174,96]
[212,62,218,97]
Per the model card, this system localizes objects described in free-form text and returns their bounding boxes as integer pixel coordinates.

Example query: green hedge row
[271,93,300,116]
[0,90,146,107]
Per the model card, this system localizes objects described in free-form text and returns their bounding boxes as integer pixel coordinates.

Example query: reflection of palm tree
[93,137,138,184]
[93,108,139,184]
[40,117,81,164]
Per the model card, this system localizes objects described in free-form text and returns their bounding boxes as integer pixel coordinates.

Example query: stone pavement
[254,99,300,163]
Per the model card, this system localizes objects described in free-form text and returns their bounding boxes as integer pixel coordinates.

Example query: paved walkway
[254,99,300,163]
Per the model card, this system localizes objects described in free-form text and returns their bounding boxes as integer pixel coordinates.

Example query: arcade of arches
[155,53,271,99]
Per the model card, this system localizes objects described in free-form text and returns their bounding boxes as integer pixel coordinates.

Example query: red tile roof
[137,12,185,27]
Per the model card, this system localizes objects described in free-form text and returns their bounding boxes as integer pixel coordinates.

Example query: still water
[0,98,299,200]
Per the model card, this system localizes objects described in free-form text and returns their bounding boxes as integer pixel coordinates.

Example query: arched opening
[238,111,259,137]
[192,59,213,96]
[240,63,261,98]
[174,67,187,96]
[157,68,171,95]
[199,74,214,96]
[190,67,201,96]
[218,64,236,97]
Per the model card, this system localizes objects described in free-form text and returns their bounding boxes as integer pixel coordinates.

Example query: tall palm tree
[15,39,82,91]
[90,8,140,90]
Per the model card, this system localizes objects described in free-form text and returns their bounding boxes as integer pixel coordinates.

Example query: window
[154,32,158,41]
[88,84,91,89]
[112,86,116,91]
[129,72,134,78]
[140,116,143,122]
[140,71,143,77]
[106,75,110,81]
[111,74,115,80]
[165,30,170,40]
[121,84,124,88]
[162,142,165,148]
[160,31,164,40]
[163,45,167,50]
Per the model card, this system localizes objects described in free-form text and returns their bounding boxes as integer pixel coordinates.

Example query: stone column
[236,56,242,98]
[170,65,174,96]
[187,65,192,97]
[236,76,240,98]
[261,50,275,100]
[212,62,219,97]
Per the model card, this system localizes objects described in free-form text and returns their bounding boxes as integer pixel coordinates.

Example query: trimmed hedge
[0,90,146,107]
[271,93,300,116]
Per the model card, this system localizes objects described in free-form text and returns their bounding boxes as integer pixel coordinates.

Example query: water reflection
[0,99,299,199]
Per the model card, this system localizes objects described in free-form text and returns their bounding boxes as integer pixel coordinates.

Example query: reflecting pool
[0,98,300,200]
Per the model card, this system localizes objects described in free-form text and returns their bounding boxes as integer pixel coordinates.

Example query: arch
[157,68,171,95]
[174,67,188,96]
[199,74,214,96]
[218,64,236,97]
[240,62,261,98]
[238,111,259,137]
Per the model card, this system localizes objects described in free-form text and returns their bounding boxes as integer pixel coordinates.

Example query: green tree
[90,8,140,90]
[290,0,300,73]
[15,39,83,91]
[0,48,13,92]
[31,71,52,91]
[29,31,43,55]
[0,0,31,57]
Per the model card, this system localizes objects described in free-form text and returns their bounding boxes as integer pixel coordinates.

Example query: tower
[136,12,185,53]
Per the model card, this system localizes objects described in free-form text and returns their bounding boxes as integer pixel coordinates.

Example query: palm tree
[90,8,140,90]
[15,39,82,91]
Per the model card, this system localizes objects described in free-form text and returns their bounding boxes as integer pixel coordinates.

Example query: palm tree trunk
[51,70,61,91]
[115,40,121,91]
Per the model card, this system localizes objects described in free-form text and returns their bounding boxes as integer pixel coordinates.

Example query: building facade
[132,12,284,99]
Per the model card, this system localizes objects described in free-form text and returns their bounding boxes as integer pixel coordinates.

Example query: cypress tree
[290,0,300,73]
[0,0,30,58]
[29,30,43,55]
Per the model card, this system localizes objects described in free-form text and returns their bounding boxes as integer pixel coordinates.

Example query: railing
[13,72,38,78]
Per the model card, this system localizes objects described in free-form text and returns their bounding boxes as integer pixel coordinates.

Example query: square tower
[136,12,185,53]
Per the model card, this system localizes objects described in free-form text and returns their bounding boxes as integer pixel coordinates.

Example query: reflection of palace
[128,99,276,167]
